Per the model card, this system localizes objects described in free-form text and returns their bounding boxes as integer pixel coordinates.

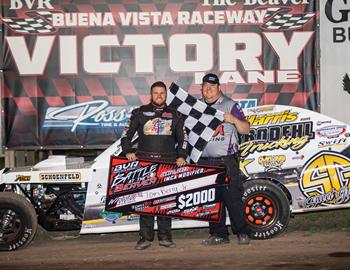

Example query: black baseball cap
[202,73,220,85]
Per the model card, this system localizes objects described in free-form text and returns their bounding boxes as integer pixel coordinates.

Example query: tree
[343,73,350,94]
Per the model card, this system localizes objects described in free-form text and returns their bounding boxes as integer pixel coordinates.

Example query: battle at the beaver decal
[105,157,226,222]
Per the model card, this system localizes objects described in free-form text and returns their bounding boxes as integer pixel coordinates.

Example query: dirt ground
[1,229,350,270]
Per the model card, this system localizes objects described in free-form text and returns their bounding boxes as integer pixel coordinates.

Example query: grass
[285,208,350,233]
[35,208,350,242]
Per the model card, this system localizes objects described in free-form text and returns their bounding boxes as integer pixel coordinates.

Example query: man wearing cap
[198,73,251,245]
[121,81,188,250]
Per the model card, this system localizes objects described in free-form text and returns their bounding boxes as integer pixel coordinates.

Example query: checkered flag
[1,10,62,34]
[2,17,55,34]
[167,83,224,162]
[263,12,314,30]
[25,10,63,22]
[263,7,292,19]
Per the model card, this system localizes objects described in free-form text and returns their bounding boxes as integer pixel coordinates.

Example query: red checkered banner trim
[0,0,319,149]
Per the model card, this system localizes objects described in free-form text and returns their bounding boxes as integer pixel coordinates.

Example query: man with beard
[121,81,188,250]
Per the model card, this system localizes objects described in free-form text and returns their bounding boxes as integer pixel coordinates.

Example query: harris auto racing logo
[247,110,298,126]
[1,6,315,35]
[43,100,134,132]
[300,152,350,208]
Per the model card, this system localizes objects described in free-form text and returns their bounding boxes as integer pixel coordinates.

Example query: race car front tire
[0,192,38,251]
[242,179,291,240]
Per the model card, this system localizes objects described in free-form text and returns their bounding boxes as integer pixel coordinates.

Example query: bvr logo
[10,0,53,10]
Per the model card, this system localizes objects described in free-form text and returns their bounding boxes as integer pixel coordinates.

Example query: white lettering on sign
[10,0,53,10]
[6,31,313,81]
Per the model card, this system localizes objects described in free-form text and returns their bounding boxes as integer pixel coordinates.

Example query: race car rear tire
[0,192,38,251]
[242,179,290,240]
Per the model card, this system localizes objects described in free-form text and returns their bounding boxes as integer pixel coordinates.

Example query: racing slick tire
[242,179,290,240]
[0,192,38,251]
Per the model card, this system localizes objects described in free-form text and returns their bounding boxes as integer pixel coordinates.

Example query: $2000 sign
[105,157,226,222]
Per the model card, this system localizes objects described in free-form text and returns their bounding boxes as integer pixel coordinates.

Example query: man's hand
[176,157,186,167]
[223,112,250,134]
[126,153,138,161]
[223,112,237,124]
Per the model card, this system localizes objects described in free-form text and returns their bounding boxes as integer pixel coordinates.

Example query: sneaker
[135,239,152,250]
[159,240,176,248]
[201,235,230,246]
[238,234,250,245]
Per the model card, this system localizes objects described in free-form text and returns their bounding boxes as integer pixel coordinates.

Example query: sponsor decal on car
[39,172,81,182]
[240,159,254,177]
[247,110,298,126]
[241,121,314,157]
[318,138,348,148]
[316,120,332,126]
[258,155,286,172]
[15,175,31,182]
[248,105,275,114]
[300,152,350,208]
[316,125,347,139]
[240,136,310,158]
[292,155,305,160]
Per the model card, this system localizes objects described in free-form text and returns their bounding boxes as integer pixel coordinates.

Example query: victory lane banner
[0,0,318,149]
[105,157,226,222]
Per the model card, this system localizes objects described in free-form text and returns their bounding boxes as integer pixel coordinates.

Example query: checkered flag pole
[167,83,224,163]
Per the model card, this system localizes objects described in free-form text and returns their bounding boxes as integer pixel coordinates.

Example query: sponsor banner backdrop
[105,157,226,222]
[0,0,318,149]
[320,0,350,125]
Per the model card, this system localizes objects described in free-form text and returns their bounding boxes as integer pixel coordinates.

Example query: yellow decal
[249,106,275,113]
[258,155,286,171]
[301,152,350,207]
[240,136,309,158]
[240,159,254,177]
[15,175,31,182]
[247,110,298,126]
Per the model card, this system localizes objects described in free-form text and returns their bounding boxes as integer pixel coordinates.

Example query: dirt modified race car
[1,105,350,251]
